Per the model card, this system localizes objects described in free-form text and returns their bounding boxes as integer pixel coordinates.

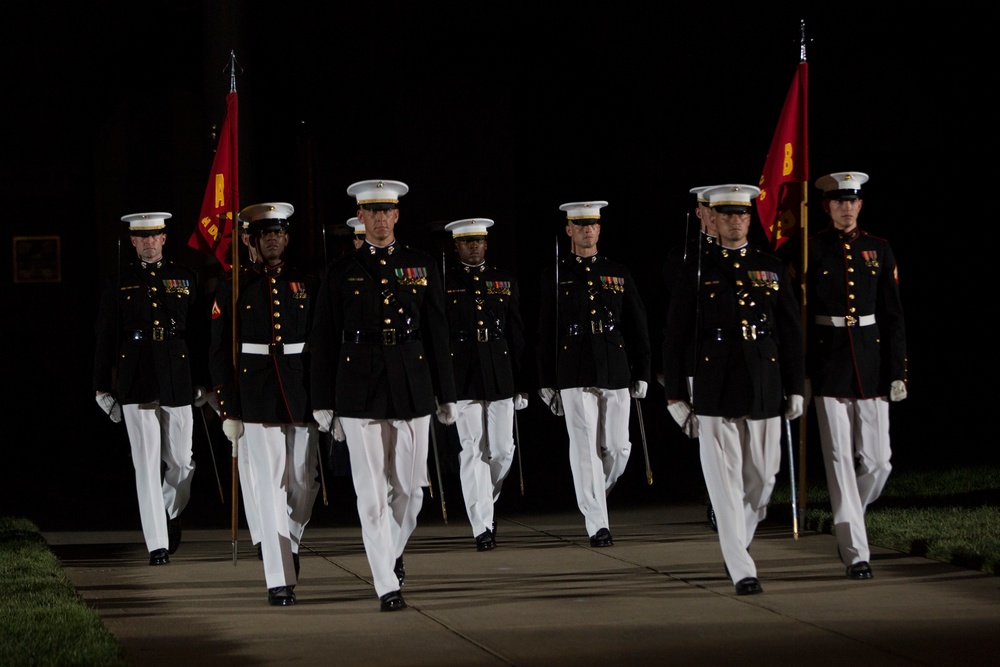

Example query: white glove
[192,386,209,408]
[313,409,334,433]
[667,401,699,439]
[890,380,907,402]
[785,394,804,420]
[630,380,648,399]
[332,417,345,442]
[95,393,122,423]
[513,392,529,411]
[538,388,564,417]
[436,401,458,425]
[222,419,244,453]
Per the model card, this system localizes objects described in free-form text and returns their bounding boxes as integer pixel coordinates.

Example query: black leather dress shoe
[589,528,613,547]
[394,556,405,587]
[167,515,181,554]
[379,590,407,612]
[847,561,873,579]
[149,548,169,566]
[476,530,496,552]
[268,586,296,606]
[735,577,763,595]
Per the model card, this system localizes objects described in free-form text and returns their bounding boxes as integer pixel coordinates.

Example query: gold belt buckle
[152,327,165,342]
[382,329,397,346]
[845,315,857,327]
[591,320,604,334]
[476,328,490,343]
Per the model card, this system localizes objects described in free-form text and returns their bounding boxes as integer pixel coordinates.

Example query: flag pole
[796,21,809,533]
[225,50,242,565]
[756,19,809,537]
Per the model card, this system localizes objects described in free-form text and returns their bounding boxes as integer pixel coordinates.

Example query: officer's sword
[424,250,448,504]
[513,407,525,495]
[317,432,329,507]
[316,222,330,508]
[682,210,691,262]
[428,417,447,523]
[784,412,799,540]
[634,398,652,485]
[196,404,225,503]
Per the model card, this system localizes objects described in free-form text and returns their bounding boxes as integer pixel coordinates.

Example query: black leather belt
[451,329,494,343]
[344,329,420,345]
[704,327,771,341]
[563,321,612,336]
[128,328,179,341]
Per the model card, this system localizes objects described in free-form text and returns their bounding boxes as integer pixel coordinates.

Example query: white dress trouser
[698,415,781,584]
[455,398,516,537]
[560,387,631,537]
[342,415,430,598]
[815,396,892,565]
[243,423,320,589]
[123,402,195,553]
[237,433,261,545]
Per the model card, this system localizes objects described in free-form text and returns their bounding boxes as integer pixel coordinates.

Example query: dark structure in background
[1,3,985,532]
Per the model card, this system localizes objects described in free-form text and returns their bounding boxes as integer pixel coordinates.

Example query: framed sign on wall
[13,235,61,283]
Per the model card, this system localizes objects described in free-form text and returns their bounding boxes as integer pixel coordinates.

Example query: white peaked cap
[122,212,171,235]
[559,201,608,220]
[444,218,494,238]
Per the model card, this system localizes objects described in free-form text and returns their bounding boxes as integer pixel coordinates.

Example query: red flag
[757,61,808,251]
[189,91,239,270]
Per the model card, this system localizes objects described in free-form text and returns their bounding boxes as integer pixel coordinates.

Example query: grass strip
[0,517,126,667]
[770,464,1000,575]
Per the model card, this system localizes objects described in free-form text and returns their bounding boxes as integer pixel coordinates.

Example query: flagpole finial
[799,19,808,63]
[224,50,242,93]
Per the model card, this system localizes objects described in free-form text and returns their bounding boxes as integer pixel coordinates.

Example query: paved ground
[48,503,1000,667]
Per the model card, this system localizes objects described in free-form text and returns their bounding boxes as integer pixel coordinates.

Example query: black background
[1,2,988,532]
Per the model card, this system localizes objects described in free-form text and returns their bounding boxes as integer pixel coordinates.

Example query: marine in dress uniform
[661,186,721,531]
[537,201,651,547]
[442,218,527,551]
[348,216,366,250]
[210,202,321,607]
[93,212,197,566]
[308,180,457,612]
[663,184,804,596]
[808,171,907,580]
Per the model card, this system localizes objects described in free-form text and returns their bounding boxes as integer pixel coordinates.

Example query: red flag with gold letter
[189,91,239,270]
[757,61,808,251]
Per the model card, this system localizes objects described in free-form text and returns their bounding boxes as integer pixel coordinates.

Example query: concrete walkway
[47,503,1000,666]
